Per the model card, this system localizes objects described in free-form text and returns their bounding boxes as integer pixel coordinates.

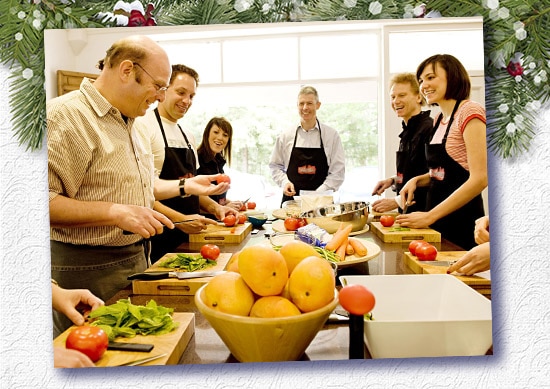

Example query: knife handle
[108,342,154,352]
[127,271,169,280]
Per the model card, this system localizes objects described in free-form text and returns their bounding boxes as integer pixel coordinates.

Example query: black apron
[281,119,329,205]
[395,114,430,213]
[150,108,199,262]
[425,101,484,250]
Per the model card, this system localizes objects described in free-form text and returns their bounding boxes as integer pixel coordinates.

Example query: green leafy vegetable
[158,253,216,272]
[88,299,178,341]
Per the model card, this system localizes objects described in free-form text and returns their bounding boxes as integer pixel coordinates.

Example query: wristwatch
[179,178,190,198]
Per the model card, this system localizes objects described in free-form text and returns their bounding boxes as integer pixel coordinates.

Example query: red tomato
[239,203,247,211]
[284,217,301,231]
[297,218,308,228]
[65,325,109,362]
[200,244,220,260]
[246,201,256,210]
[416,243,438,261]
[223,215,237,227]
[379,215,395,227]
[339,284,376,315]
[408,240,428,256]
[237,214,247,224]
[216,174,231,184]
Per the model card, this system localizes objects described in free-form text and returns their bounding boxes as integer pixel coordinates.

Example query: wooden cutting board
[403,251,491,298]
[53,312,194,367]
[370,221,441,243]
[371,211,399,222]
[132,252,233,295]
[189,222,252,244]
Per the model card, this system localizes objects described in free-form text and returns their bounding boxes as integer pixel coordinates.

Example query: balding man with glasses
[47,35,226,337]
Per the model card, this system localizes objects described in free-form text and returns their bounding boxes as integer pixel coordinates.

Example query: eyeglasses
[133,62,169,93]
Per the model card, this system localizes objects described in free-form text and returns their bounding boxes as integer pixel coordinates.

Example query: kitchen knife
[127,270,225,281]
[419,260,456,267]
[123,220,199,235]
[115,353,168,367]
[108,342,154,352]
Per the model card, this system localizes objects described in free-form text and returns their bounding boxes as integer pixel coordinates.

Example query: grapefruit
[203,272,254,316]
[288,256,336,313]
[279,240,321,274]
[250,296,301,318]
[238,245,288,296]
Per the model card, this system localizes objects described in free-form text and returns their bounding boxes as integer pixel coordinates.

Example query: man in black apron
[136,64,236,262]
[269,86,345,206]
[372,73,432,214]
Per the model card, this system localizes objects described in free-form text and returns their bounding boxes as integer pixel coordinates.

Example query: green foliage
[0,0,549,158]
[88,299,178,340]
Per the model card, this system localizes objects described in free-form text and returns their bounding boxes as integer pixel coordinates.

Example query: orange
[238,245,288,297]
[279,279,291,300]
[226,251,240,273]
[250,296,301,318]
[203,272,254,316]
[279,240,321,274]
[288,256,336,313]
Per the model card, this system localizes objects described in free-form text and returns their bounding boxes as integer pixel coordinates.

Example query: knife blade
[402,202,409,214]
[419,260,455,267]
[127,270,225,281]
[115,353,168,367]
[123,219,198,235]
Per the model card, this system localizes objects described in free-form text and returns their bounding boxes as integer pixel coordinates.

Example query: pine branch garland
[0,0,548,158]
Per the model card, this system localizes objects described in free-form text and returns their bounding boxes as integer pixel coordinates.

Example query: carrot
[335,237,349,261]
[325,224,353,251]
[349,237,368,257]
[346,243,355,256]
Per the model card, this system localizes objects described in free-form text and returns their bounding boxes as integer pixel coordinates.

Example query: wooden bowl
[195,286,338,362]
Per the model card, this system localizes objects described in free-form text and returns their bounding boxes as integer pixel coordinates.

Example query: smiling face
[128,60,170,118]
[418,62,448,105]
[158,72,197,123]
[208,124,230,154]
[390,82,423,123]
[297,92,321,126]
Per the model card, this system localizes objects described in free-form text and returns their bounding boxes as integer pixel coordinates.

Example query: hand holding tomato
[379,215,395,227]
[223,215,237,227]
[216,174,231,184]
[201,244,220,260]
[65,325,109,362]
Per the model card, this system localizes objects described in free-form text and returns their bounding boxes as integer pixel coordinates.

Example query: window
[151,19,484,209]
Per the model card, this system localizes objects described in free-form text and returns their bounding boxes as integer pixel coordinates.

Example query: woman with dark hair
[197,117,243,211]
[396,54,487,250]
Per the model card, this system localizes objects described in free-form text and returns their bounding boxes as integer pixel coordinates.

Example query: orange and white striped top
[47,78,155,246]
[430,100,486,170]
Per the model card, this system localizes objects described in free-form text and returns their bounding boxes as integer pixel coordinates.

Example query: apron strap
[154,107,193,150]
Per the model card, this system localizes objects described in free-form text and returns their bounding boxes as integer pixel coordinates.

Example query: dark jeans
[51,240,147,338]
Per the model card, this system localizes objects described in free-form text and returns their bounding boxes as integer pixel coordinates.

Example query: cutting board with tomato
[403,251,491,298]
[371,211,399,222]
[132,252,233,295]
[53,312,195,367]
[189,221,252,244]
[370,221,441,243]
